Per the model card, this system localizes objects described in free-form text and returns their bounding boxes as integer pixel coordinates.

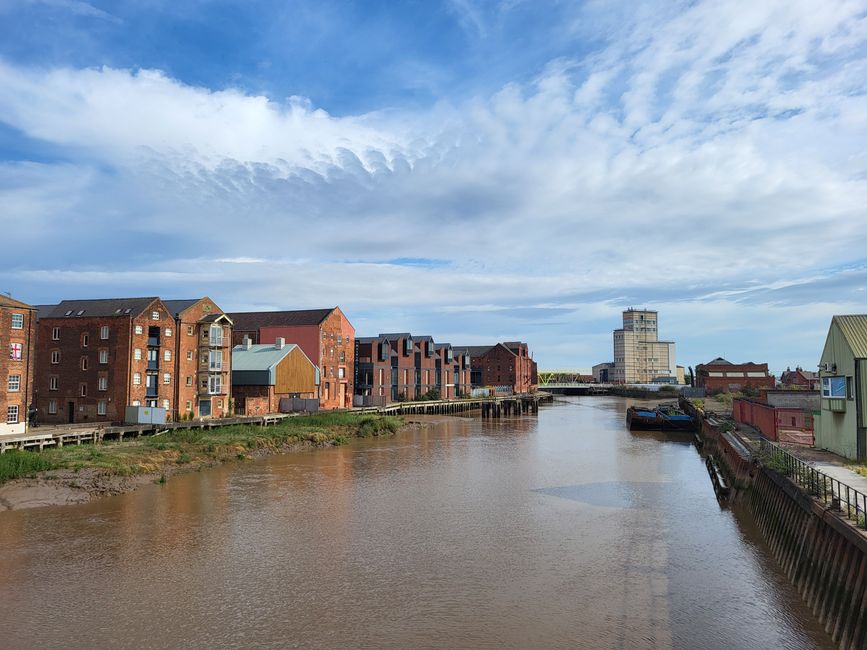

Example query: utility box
[124,406,167,425]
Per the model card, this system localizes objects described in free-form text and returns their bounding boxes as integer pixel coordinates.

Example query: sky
[1,0,866,374]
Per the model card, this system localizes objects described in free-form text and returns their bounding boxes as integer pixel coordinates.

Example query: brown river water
[0,397,835,649]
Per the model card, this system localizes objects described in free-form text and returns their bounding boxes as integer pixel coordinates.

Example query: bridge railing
[759,438,867,530]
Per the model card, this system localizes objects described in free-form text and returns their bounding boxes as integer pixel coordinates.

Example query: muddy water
[0,397,834,649]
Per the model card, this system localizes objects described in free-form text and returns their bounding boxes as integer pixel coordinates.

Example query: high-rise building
[611,309,677,384]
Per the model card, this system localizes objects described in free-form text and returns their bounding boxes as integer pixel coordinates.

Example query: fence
[759,438,867,530]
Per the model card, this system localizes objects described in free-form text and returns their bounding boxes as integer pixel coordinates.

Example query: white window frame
[100,325,109,340]
[11,313,23,329]
[187,325,194,336]
[7,405,19,424]
[151,311,160,321]
[135,325,143,335]
[52,327,60,340]
[81,357,88,371]
[8,374,21,392]
[162,399,170,410]
[79,383,87,397]
[164,350,171,362]
[133,372,141,386]
[165,328,173,337]
[209,324,223,346]
[163,373,171,385]
[186,376,192,387]
[48,399,57,414]
[822,376,847,399]
[187,351,193,361]
[50,349,60,364]
[209,349,222,371]
[97,400,107,416]
[99,349,109,364]
[98,376,108,391]
[132,400,140,407]
[208,374,222,395]
[49,376,58,390]
[134,348,142,361]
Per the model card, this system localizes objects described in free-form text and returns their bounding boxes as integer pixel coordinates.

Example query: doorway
[67,401,75,423]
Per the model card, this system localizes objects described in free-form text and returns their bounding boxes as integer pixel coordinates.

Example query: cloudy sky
[1,0,866,373]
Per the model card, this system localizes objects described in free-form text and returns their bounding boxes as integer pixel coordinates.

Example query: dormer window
[379,341,389,361]
[404,338,413,355]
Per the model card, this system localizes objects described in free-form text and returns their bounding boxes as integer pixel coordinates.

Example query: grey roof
[34,304,57,320]
[162,299,200,317]
[703,357,733,366]
[232,343,298,371]
[40,297,158,319]
[379,332,412,338]
[833,315,867,358]
[454,344,496,357]
[229,308,334,330]
[355,336,378,343]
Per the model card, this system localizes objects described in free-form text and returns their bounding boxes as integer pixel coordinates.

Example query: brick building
[695,357,775,395]
[1,295,37,435]
[354,334,472,405]
[232,337,319,415]
[163,298,234,419]
[230,307,354,409]
[780,366,820,390]
[455,342,537,394]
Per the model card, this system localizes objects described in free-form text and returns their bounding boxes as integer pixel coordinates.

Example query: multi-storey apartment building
[230,307,354,409]
[354,334,472,404]
[35,298,175,424]
[163,298,234,418]
[611,309,677,384]
[456,342,536,394]
[1,295,37,435]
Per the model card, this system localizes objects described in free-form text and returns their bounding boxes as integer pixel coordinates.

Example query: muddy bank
[0,417,447,511]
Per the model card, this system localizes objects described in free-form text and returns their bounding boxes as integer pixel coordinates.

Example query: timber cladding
[274,348,318,397]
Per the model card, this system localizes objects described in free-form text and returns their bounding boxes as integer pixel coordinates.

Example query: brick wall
[1,305,37,434]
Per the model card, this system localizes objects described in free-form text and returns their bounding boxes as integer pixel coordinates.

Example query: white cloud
[1,0,866,369]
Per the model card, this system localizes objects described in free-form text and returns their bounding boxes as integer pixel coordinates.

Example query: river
[0,397,835,649]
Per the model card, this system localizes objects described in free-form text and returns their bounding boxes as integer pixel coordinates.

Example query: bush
[419,389,441,401]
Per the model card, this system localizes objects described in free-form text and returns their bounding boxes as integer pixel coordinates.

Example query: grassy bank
[0,413,402,484]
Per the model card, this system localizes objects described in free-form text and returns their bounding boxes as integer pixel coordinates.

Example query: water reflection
[0,398,834,650]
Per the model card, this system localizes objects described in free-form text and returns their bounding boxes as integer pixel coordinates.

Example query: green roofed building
[816,315,867,460]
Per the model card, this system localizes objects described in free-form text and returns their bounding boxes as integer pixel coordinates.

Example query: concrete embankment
[681,397,867,649]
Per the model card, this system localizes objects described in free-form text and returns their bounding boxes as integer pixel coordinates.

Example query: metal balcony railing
[759,439,867,530]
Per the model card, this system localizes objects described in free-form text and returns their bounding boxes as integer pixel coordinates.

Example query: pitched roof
[229,308,334,330]
[454,344,496,357]
[702,357,733,366]
[40,297,159,319]
[833,315,867,358]
[378,332,412,338]
[0,295,35,310]
[231,342,299,371]
[162,299,200,317]
[34,304,57,320]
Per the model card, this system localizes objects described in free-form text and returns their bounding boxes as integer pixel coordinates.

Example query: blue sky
[1,0,866,374]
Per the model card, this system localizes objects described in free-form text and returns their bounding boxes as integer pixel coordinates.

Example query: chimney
[242,335,252,350]
[275,337,285,349]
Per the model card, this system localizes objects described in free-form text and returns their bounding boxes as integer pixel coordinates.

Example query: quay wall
[681,396,867,649]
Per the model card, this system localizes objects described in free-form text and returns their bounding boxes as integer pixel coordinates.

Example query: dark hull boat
[626,404,697,431]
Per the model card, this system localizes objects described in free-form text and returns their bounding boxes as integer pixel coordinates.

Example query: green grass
[0,413,403,484]
[0,449,59,481]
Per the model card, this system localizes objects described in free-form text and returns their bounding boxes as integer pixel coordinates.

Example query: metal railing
[759,438,867,530]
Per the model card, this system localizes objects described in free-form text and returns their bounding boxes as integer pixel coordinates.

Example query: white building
[611,309,677,384]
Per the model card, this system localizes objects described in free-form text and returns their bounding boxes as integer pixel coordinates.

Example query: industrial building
[610,309,677,384]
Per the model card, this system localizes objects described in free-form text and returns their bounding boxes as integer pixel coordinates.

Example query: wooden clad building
[232,337,319,415]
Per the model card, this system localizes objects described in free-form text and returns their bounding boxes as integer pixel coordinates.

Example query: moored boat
[655,404,696,431]
[626,406,662,430]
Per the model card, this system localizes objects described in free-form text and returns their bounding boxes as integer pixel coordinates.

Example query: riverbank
[0,413,406,510]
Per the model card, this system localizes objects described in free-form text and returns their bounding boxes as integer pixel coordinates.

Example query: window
[133,372,141,385]
[8,375,20,392]
[81,357,88,371]
[186,400,192,411]
[97,400,107,416]
[79,383,87,397]
[187,326,194,336]
[50,349,59,364]
[163,373,171,385]
[52,327,60,340]
[208,375,222,394]
[7,405,19,424]
[165,328,172,337]
[98,377,108,391]
[99,349,109,364]
[187,351,193,361]
[135,325,143,335]
[338,367,345,379]
[11,314,23,329]
[164,350,171,362]
[151,311,160,321]
[132,400,140,407]
[218,399,223,408]
[48,400,57,414]
[209,324,223,346]
[339,351,345,363]
[209,350,222,370]
[134,348,142,361]
[186,376,192,387]
[162,399,170,410]
[337,335,342,345]
[10,343,23,361]
[822,376,847,399]
[100,325,109,340]
[49,376,58,390]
